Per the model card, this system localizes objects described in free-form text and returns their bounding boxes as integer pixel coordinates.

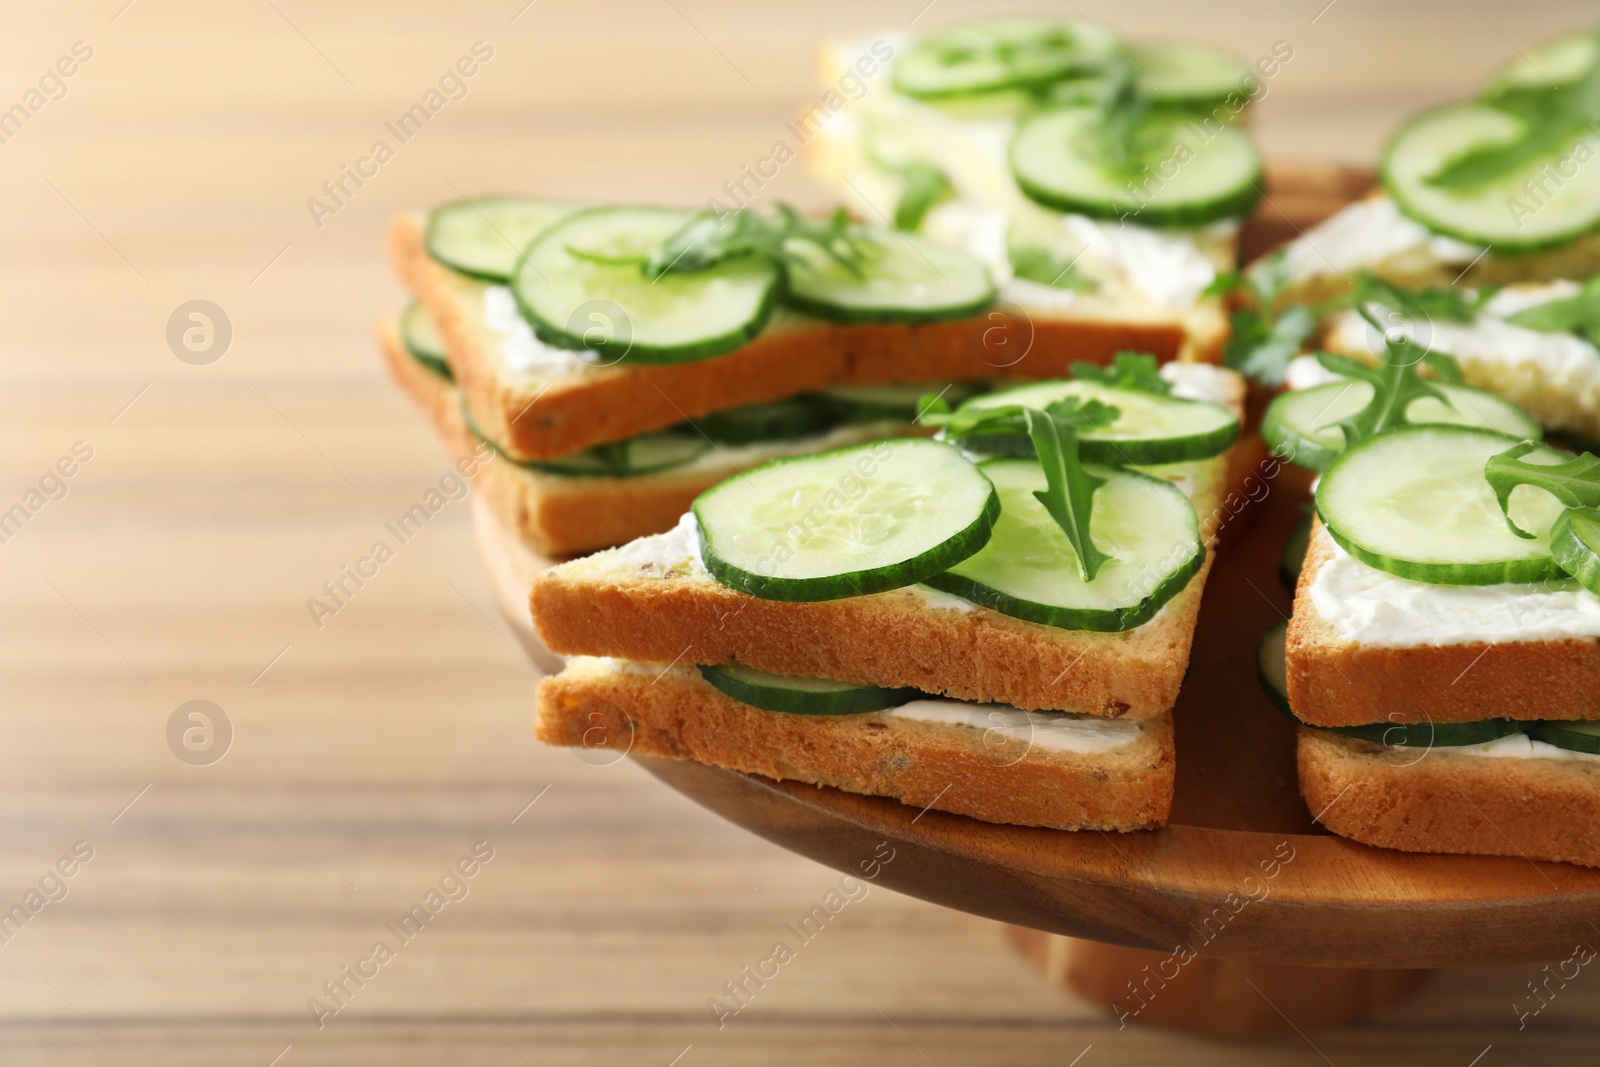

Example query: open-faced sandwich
[531,357,1246,830]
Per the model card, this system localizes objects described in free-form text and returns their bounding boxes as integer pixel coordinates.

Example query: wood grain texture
[6,0,1600,1062]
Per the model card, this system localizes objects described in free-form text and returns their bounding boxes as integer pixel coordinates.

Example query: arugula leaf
[1069,351,1172,395]
[1349,271,1484,325]
[1025,407,1112,582]
[646,205,876,279]
[917,395,1118,441]
[1504,274,1600,344]
[1009,245,1094,291]
[1485,441,1600,538]
[892,163,954,231]
[1315,308,1449,447]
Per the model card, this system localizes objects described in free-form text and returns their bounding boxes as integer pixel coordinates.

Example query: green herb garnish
[1069,351,1171,394]
[1485,441,1600,538]
[645,204,877,279]
[1504,274,1600,345]
[1009,245,1095,291]
[1025,407,1112,581]
[892,163,955,231]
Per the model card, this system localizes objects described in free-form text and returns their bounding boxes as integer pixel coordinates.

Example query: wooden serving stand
[474,165,1600,1035]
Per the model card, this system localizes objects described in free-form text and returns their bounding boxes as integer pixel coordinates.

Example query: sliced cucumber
[1257,623,1524,746]
[961,380,1240,464]
[514,207,780,364]
[1280,505,1312,591]
[818,382,981,421]
[400,301,451,380]
[1316,425,1570,585]
[464,404,708,478]
[892,19,1117,100]
[425,197,579,282]
[1551,506,1600,599]
[1381,102,1600,251]
[1529,718,1600,755]
[699,663,917,715]
[1010,106,1264,226]
[925,458,1203,631]
[1127,41,1253,106]
[699,398,836,445]
[1487,29,1599,95]
[1263,380,1542,472]
[781,229,995,324]
[693,439,999,602]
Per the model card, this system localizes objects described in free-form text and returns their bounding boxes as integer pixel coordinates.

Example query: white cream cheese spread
[885,699,1146,754]
[1278,196,1483,281]
[1435,732,1600,762]
[482,285,593,377]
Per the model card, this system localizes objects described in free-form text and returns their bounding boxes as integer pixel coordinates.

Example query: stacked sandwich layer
[1258,331,1600,867]
[532,359,1248,831]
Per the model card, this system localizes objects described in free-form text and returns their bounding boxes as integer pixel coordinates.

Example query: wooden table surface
[5,1,1600,1063]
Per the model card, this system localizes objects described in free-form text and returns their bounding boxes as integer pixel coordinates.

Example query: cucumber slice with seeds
[892,19,1118,100]
[426,197,580,282]
[1529,719,1600,755]
[1256,623,1523,745]
[961,380,1240,464]
[400,301,451,380]
[1381,102,1600,251]
[699,664,918,715]
[1316,425,1570,585]
[515,207,781,364]
[1127,41,1253,106]
[782,230,995,324]
[925,458,1204,632]
[1010,106,1264,226]
[694,438,999,602]
[1263,380,1541,472]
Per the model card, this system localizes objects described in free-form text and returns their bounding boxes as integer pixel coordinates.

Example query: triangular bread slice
[531,365,1247,718]
[389,210,1198,461]
[536,655,1175,831]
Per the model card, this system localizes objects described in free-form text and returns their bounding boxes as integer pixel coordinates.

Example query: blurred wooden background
[3,1,1599,1063]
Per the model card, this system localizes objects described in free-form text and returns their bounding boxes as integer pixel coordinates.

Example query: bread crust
[538,657,1174,831]
[1298,727,1600,867]
[1286,524,1600,726]
[389,211,1212,461]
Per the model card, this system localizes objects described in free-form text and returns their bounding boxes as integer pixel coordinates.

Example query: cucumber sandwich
[1261,328,1600,867]
[809,20,1269,365]
[389,195,1192,470]
[1249,26,1600,308]
[377,302,950,556]
[532,359,1246,830]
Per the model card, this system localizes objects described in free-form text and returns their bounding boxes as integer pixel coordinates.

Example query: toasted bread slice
[1286,522,1600,727]
[390,210,1205,461]
[531,365,1246,718]
[1268,194,1600,310]
[1298,727,1600,868]
[377,317,931,557]
[537,655,1174,831]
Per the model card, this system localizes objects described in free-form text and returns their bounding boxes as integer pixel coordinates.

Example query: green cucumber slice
[924,457,1204,632]
[425,197,579,282]
[1316,425,1570,585]
[892,19,1117,100]
[1529,719,1600,754]
[463,404,708,478]
[1381,102,1600,252]
[1280,505,1312,591]
[514,207,781,365]
[781,230,995,324]
[961,380,1240,464]
[1127,41,1253,106]
[699,398,836,445]
[1010,106,1264,226]
[693,438,999,602]
[818,382,981,421]
[1487,29,1598,95]
[400,301,451,380]
[1256,623,1524,746]
[1263,380,1542,472]
[699,664,917,715]
[1551,506,1600,599]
